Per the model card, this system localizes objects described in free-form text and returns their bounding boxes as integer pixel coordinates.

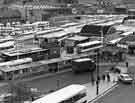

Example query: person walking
[102,74,106,81]
[97,75,101,84]
[107,73,110,82]
[126,61,128,68]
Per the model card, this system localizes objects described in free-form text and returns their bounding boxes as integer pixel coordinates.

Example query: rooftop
[66,35,89,41]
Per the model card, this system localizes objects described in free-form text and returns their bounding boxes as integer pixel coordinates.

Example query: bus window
[32,84,87,103]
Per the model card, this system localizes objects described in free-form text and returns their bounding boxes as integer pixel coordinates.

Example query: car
[118,73,133,84]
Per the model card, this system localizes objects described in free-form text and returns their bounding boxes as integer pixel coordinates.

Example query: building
[11,0,78,22]
[0,7,21,24]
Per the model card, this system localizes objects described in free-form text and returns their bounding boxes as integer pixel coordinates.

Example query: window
[59,93,86,103]
[73,93,86,101]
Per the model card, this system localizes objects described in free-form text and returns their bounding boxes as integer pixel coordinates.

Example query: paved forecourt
[84,74,119,103]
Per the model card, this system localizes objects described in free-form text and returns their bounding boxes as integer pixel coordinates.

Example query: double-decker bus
[72,58,96,73]
[0,47,48,61]
[0,58,32,67]
[32,84,88,103]
[120,31,133,36]
[76,40,103,54]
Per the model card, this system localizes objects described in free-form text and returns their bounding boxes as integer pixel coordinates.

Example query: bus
[76,40,103,54]
[21,23,36,32]
[32,84,88,103]
[0,27,14,36]
[60,22,80,28]
[96,20,121,26]
[36,27,63,37]
[72,58,96,73]
[38,30,73,48]
[32,21,49,30]
[0,58,32,67]
[0,47,48,61]
[120,31,133,36]
[0,36,15,50]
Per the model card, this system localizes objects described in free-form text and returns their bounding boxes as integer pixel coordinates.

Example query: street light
[57,62,60,90]
[96,27,104,95]
[96,49,99,95]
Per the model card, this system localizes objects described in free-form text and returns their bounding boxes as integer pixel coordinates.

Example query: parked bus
[76,40,103,54]
[33,21,49,30]
[21,23,36,32]
[120,31,133,36]
[0,47,48,61]
[32,84,88,103]
[60,22,80,28]
[107,37,123,46]
[72,58,96,73]
[36,27,63,37]
[0,58,32,67]
[0,27,14,36]
[0,36,15,50]
[38,30,73,48]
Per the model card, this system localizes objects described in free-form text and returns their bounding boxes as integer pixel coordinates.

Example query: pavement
[85,81,118,103]
[84,72,119,103]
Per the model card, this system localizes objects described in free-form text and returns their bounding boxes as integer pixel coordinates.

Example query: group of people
[91,72,111,86]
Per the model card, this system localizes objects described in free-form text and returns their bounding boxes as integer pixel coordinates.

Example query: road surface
[94,83,135,103]
[24,64,111,93]
[0,63,113,95]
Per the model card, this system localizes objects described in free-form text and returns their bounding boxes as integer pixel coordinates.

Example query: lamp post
[96,49,99,95]
[96,27,104,95]
[14,32,19,60]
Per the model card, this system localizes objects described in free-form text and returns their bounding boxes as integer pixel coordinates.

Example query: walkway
[85,81,118,103]
[85,72,119,103]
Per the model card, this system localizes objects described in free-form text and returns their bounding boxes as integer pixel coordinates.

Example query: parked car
[118,73,133,84]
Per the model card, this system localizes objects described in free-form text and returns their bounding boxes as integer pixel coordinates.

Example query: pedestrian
[97,76,100,84]
[91,77,95,86]
[107,73,110,82]
[102,74,106,81]
[126,61,128,68]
